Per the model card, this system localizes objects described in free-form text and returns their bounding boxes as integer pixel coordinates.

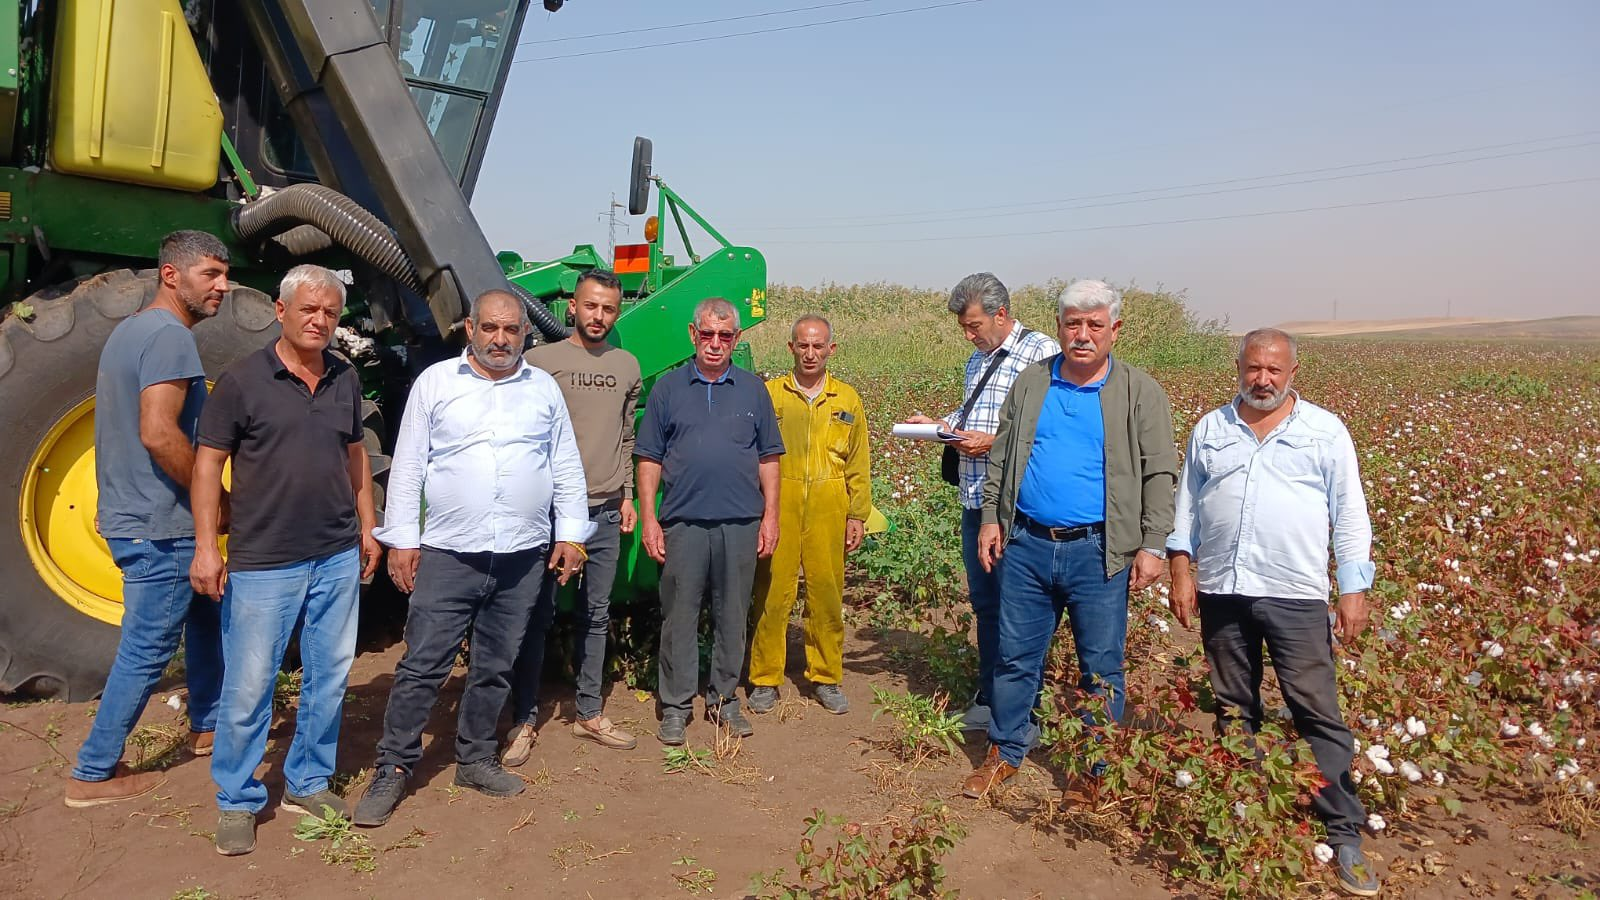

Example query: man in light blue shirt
[1167,328,1379,897]
[354,291,592,827]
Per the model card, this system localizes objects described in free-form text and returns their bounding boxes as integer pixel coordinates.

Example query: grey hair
[278,263,346,304]
[1057,279,1121,323]
[470,289,529,323]
[694,296,739,327]
[791,314,832,342]
[158,230,230,271]
[947,272,1009,316]
[1237,327,1298,363]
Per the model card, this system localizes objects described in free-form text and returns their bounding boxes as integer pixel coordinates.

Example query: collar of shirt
[783,371,833,401]
[1050,354,1112,390]
[265,343,347,392]
[690,363,734,385]
[454,348,535,384]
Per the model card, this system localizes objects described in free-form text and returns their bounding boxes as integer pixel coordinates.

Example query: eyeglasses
[695,329,739,344]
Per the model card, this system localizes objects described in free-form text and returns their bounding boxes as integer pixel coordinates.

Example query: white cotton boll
[165,694,181,711]
[1373,758,1395,776]
[1313,843,1335,865]
[1528,721,1545,737]
[1234,801,1249,820]
[1174,770,1195,789]
[1405,716,1427,738]
[1501,721,1522,737]
[1352,770,1364,784]
[1482,641,1504,659]
[1365,744,1390,762]
[1432,770,1447,786]
[1465,671,1484,687]
[1399,761,1423,782]
[1367,813,1387,832]
[1276,707,1293,721]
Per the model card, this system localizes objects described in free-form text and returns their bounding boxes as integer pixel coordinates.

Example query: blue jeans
[73,537,224,781]
[960,508,1001,707]
[212,546,360,813]
[990,525,1130,767]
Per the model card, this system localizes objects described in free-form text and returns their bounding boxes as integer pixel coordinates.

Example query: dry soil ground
[2,615,1595,900]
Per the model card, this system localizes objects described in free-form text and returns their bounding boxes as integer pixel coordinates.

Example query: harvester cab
[0,1,766,699]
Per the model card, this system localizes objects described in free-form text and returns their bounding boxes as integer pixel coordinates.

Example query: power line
[751,138,1600,230]
[518,0,878,45]
[753,175,1600,245]
[512,0,983,64]
[750,129,1600,227]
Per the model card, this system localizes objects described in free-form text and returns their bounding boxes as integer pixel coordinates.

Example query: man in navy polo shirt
[636,297,784,746]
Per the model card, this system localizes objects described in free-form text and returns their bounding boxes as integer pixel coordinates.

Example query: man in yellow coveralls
[748,315,871,715]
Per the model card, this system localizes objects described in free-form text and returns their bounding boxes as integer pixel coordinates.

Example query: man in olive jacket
[962,279,1178,799]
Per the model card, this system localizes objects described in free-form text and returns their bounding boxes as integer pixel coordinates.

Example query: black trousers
[1198,592,1367,847]
[375,545,546,771]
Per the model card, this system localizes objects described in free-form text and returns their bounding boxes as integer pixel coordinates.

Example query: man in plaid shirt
[907,273,1058,732]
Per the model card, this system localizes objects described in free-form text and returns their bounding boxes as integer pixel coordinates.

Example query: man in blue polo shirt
[636,297,784,746]
[963,280,1178,799]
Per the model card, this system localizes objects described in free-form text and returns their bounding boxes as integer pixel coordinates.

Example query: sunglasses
[695,328,739,344]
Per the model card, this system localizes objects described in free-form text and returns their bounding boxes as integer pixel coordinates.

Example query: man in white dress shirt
[1167,328,1379,897]
[354,291,591,827]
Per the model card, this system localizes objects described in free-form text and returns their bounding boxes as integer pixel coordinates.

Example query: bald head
[471,289,525,324]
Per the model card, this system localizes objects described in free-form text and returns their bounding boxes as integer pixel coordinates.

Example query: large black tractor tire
[0,270,281,700]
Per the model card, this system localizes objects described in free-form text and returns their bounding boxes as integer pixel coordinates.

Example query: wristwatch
[1141,547,1168,560]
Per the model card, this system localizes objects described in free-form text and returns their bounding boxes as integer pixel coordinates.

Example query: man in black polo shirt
[637,297,783,745]
[190,264,381,856]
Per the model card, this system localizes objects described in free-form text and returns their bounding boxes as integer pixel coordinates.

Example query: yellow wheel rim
[18,396,125,625]
[17,393,229,627]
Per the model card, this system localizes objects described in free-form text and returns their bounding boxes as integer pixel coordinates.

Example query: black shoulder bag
[941,346,1012,486]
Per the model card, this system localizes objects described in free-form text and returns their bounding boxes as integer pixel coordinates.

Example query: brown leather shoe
[64,764,168,808]
[187,730,214,757]
[961,745,1018,799]
[501,722,538,768]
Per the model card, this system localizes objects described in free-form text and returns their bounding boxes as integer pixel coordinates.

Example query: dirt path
[1,624,1593,899]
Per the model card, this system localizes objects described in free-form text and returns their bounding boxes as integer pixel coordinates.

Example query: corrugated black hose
[231,184,423,294]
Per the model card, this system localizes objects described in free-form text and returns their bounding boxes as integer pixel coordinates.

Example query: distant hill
[1267,316,1600,342]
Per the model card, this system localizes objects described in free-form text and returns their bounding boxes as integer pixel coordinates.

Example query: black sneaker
[747,686,779,714]
[352,766,408,828]
[454,759,525,798]
[709,703,754,738]
[282,788,349,820]
[1335,844,1380,897]
[214,810,256,856]
[813,683,849,715]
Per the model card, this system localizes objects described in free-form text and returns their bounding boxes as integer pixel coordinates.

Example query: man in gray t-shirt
[66,231,232,809]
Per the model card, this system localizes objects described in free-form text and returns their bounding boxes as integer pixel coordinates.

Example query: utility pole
[596,192,629,257]
[1332,297,1339,321]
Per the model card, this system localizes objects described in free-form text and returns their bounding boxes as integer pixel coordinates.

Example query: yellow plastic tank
[50,0,222,191]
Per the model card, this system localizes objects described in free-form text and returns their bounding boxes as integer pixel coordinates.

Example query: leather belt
[589,497,624,516]
[1017,513,1103,543]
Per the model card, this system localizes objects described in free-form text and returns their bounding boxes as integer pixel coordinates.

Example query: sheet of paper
[892,422,961,442]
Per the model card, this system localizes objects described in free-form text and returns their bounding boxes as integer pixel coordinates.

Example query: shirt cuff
[1336,559,1376,595]
[1142,530,1170,552]
[371,523,419,550]
[979,508,999,526]
[1164,532,1195,555]
[553,516,597,544]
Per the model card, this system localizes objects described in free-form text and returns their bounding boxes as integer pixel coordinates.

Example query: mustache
[1069,340,1094,351]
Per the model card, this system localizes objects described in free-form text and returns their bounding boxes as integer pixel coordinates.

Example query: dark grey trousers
[658,518,759,718]
[1198,592,1367,847]
[512,505,624,724]
[375,546,546,772]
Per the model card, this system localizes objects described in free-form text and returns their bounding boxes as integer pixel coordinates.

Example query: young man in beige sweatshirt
[508,270,644,757]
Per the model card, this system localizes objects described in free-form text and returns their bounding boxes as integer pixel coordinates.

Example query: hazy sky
[471,1,1599,329]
